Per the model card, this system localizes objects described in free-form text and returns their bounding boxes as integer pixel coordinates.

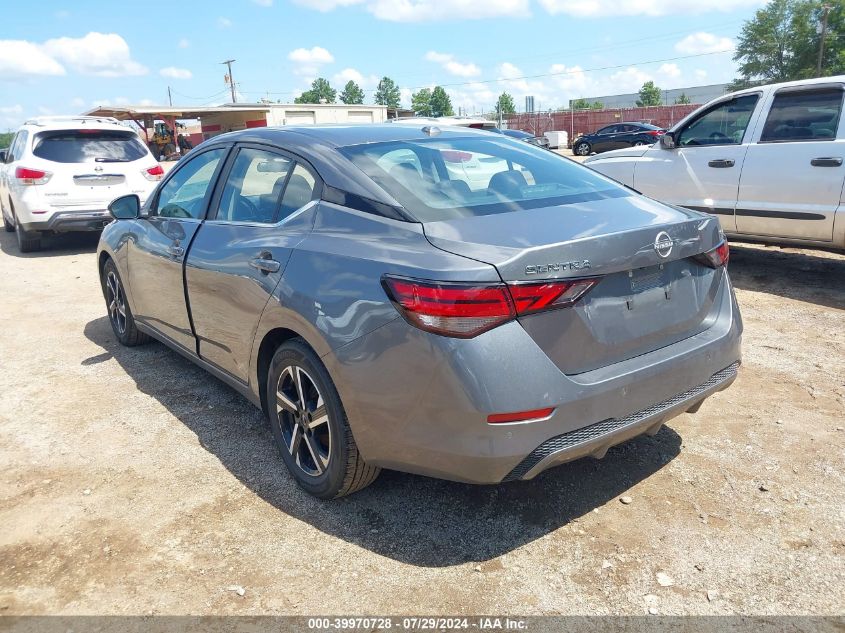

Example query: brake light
[488,407,556,424]
[143,165,164,181]
[695,240,730,268]
[15,167,51,185]
[646,130,664,136]
[441,150,473,163]
[508,279,599,315]
[382,275,599,338]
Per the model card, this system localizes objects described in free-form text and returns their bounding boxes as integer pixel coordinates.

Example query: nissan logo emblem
[654,231,673,258]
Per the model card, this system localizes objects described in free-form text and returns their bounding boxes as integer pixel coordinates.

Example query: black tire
[2,201,13,233]
[100,258,150,346]
[15,220,41,252]
[574,141,591,156]
[267,338,379,499]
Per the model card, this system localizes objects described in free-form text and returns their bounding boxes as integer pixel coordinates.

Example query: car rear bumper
[19,210,112,233]
[324,273,743,485]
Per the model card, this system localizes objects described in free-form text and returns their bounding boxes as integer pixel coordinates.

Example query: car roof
[727,74,845,98]
[20,116,139,134]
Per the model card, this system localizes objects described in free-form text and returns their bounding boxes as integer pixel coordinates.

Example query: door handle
[810,157,843,167]
[250,256,281,274]
[168,244,184,258]
[708,159,735,168]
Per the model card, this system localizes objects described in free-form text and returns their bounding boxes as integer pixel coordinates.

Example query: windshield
[32,130,149,163]
[340,136,629,222]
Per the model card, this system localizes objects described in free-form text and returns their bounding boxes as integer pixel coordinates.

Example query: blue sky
[0,0,766,128]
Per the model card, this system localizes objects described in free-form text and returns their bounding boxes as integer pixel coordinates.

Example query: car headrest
[389,163,423,190]
[488,170,527,197]
[281,174,313,214]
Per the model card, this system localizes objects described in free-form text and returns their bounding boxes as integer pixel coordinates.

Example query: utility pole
[222,59,237,103]
[817,4,832,76]
[167,86,172,107]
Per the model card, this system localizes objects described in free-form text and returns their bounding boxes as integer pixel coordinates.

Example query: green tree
[339,80,365,105]
[591,101,604,109]
[374,76,401,108]
[0,132,13,148]
[636,81,663,107]
[570,98,604,110]
[411,88,433,116]
[294,77,337,104]
[495,92,516,115]
[429,86,454,117]
[730,0,844,88]
[673,92,692,105]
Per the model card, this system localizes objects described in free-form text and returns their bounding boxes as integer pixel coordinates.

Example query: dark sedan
[572,122,666,156]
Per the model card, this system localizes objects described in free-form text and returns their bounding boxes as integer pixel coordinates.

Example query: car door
[185,145,319,382]
[592,125,620,153]
[633,93,763,233]
[128,146,229,352]
[615,124,638,148]
[735,84,845,241]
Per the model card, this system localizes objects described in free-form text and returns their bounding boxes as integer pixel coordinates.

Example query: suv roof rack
[24,115,122,126]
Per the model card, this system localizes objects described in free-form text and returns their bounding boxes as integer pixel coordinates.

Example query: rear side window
[760,88,843,142]
[32,130,149,163]
[215,148,293,223]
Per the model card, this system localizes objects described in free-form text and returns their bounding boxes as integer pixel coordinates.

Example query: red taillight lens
[695,240,730,268]
[647,130,663,136]
[15,167,51,185]
[382,276,514,338]
[382,275,599,338]
[487,407,556,424]
[441,150,473,163]
[508,279,599,315]
[143,164,165,181]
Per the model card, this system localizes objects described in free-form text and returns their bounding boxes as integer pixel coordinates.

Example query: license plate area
[629,264,668,294]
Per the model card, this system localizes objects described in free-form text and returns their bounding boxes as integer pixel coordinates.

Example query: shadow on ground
[0,229,99,259]
[84,315,681,567]
[728,242,845,310]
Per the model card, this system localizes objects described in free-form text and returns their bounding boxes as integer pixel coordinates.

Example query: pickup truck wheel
[15,221,41,252]
[100,259,150,346]
[574,141,591,156]
[267,338,380,499]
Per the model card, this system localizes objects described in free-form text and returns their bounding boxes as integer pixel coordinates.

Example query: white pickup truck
[585,76,845,250]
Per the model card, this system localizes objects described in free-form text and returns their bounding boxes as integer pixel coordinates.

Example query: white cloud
[658,63,682,78]
[43,32,147,77]
[424,51,481,77]
[160,66,193,80]
[178,38,190,49]
[675,32,735,55]
[0,104,24,127]
[217,17,233,28]
[332,67,379,89]
[292,0,530,21]
[288,46,335,76]
[253,0,273,4]
[0,40,66,80]
[538,0,763,17]
[288,46,334,64]
[90,96,131,108]
[70,97,85,108]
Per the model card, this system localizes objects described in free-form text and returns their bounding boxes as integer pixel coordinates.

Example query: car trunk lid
[423,195,726,374]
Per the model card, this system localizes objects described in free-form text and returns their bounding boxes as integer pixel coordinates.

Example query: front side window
[215,148,293,223]
[678,94,759,147]
[155,148,226,219]
[341,136,628,222]
[760,88,843,142]
[32,130,149,163]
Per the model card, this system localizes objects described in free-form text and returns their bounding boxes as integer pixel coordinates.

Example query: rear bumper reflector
[487,407,556,424]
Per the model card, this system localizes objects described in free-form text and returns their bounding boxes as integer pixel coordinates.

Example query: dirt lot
[0,229,842,616]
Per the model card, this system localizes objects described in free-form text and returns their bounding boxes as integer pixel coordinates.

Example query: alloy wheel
[276,365,332,477]
[106,271,127,334]
[575,143,590,156]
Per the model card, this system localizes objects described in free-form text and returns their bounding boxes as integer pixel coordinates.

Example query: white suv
[584,76,845,251]
[0,116,163,252]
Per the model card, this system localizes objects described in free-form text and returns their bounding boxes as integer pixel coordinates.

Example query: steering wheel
[709,131,730,142]
[159,203,192,219]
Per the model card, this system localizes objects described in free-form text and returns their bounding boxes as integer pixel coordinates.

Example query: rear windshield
[32,130,149,163]
[340,136,629,222]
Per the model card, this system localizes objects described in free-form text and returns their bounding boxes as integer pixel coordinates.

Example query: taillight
[508,279,599,315]
[382,275,599,338]
[695,240,730,268]
[143,165,165,181]
[646,130,664,136]
[441,150,473,163]
[15,167,51,185]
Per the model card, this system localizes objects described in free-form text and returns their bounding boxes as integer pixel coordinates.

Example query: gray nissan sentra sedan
[97,124,742,499]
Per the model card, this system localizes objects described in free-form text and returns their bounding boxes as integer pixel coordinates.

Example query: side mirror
[0,150,6,163]
[109,194,141,220]
[660,132,676,149]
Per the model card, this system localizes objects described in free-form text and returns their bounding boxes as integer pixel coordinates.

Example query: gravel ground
[0,228,842,616]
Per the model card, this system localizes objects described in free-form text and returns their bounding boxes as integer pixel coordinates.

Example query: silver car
[97,124,742,499]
